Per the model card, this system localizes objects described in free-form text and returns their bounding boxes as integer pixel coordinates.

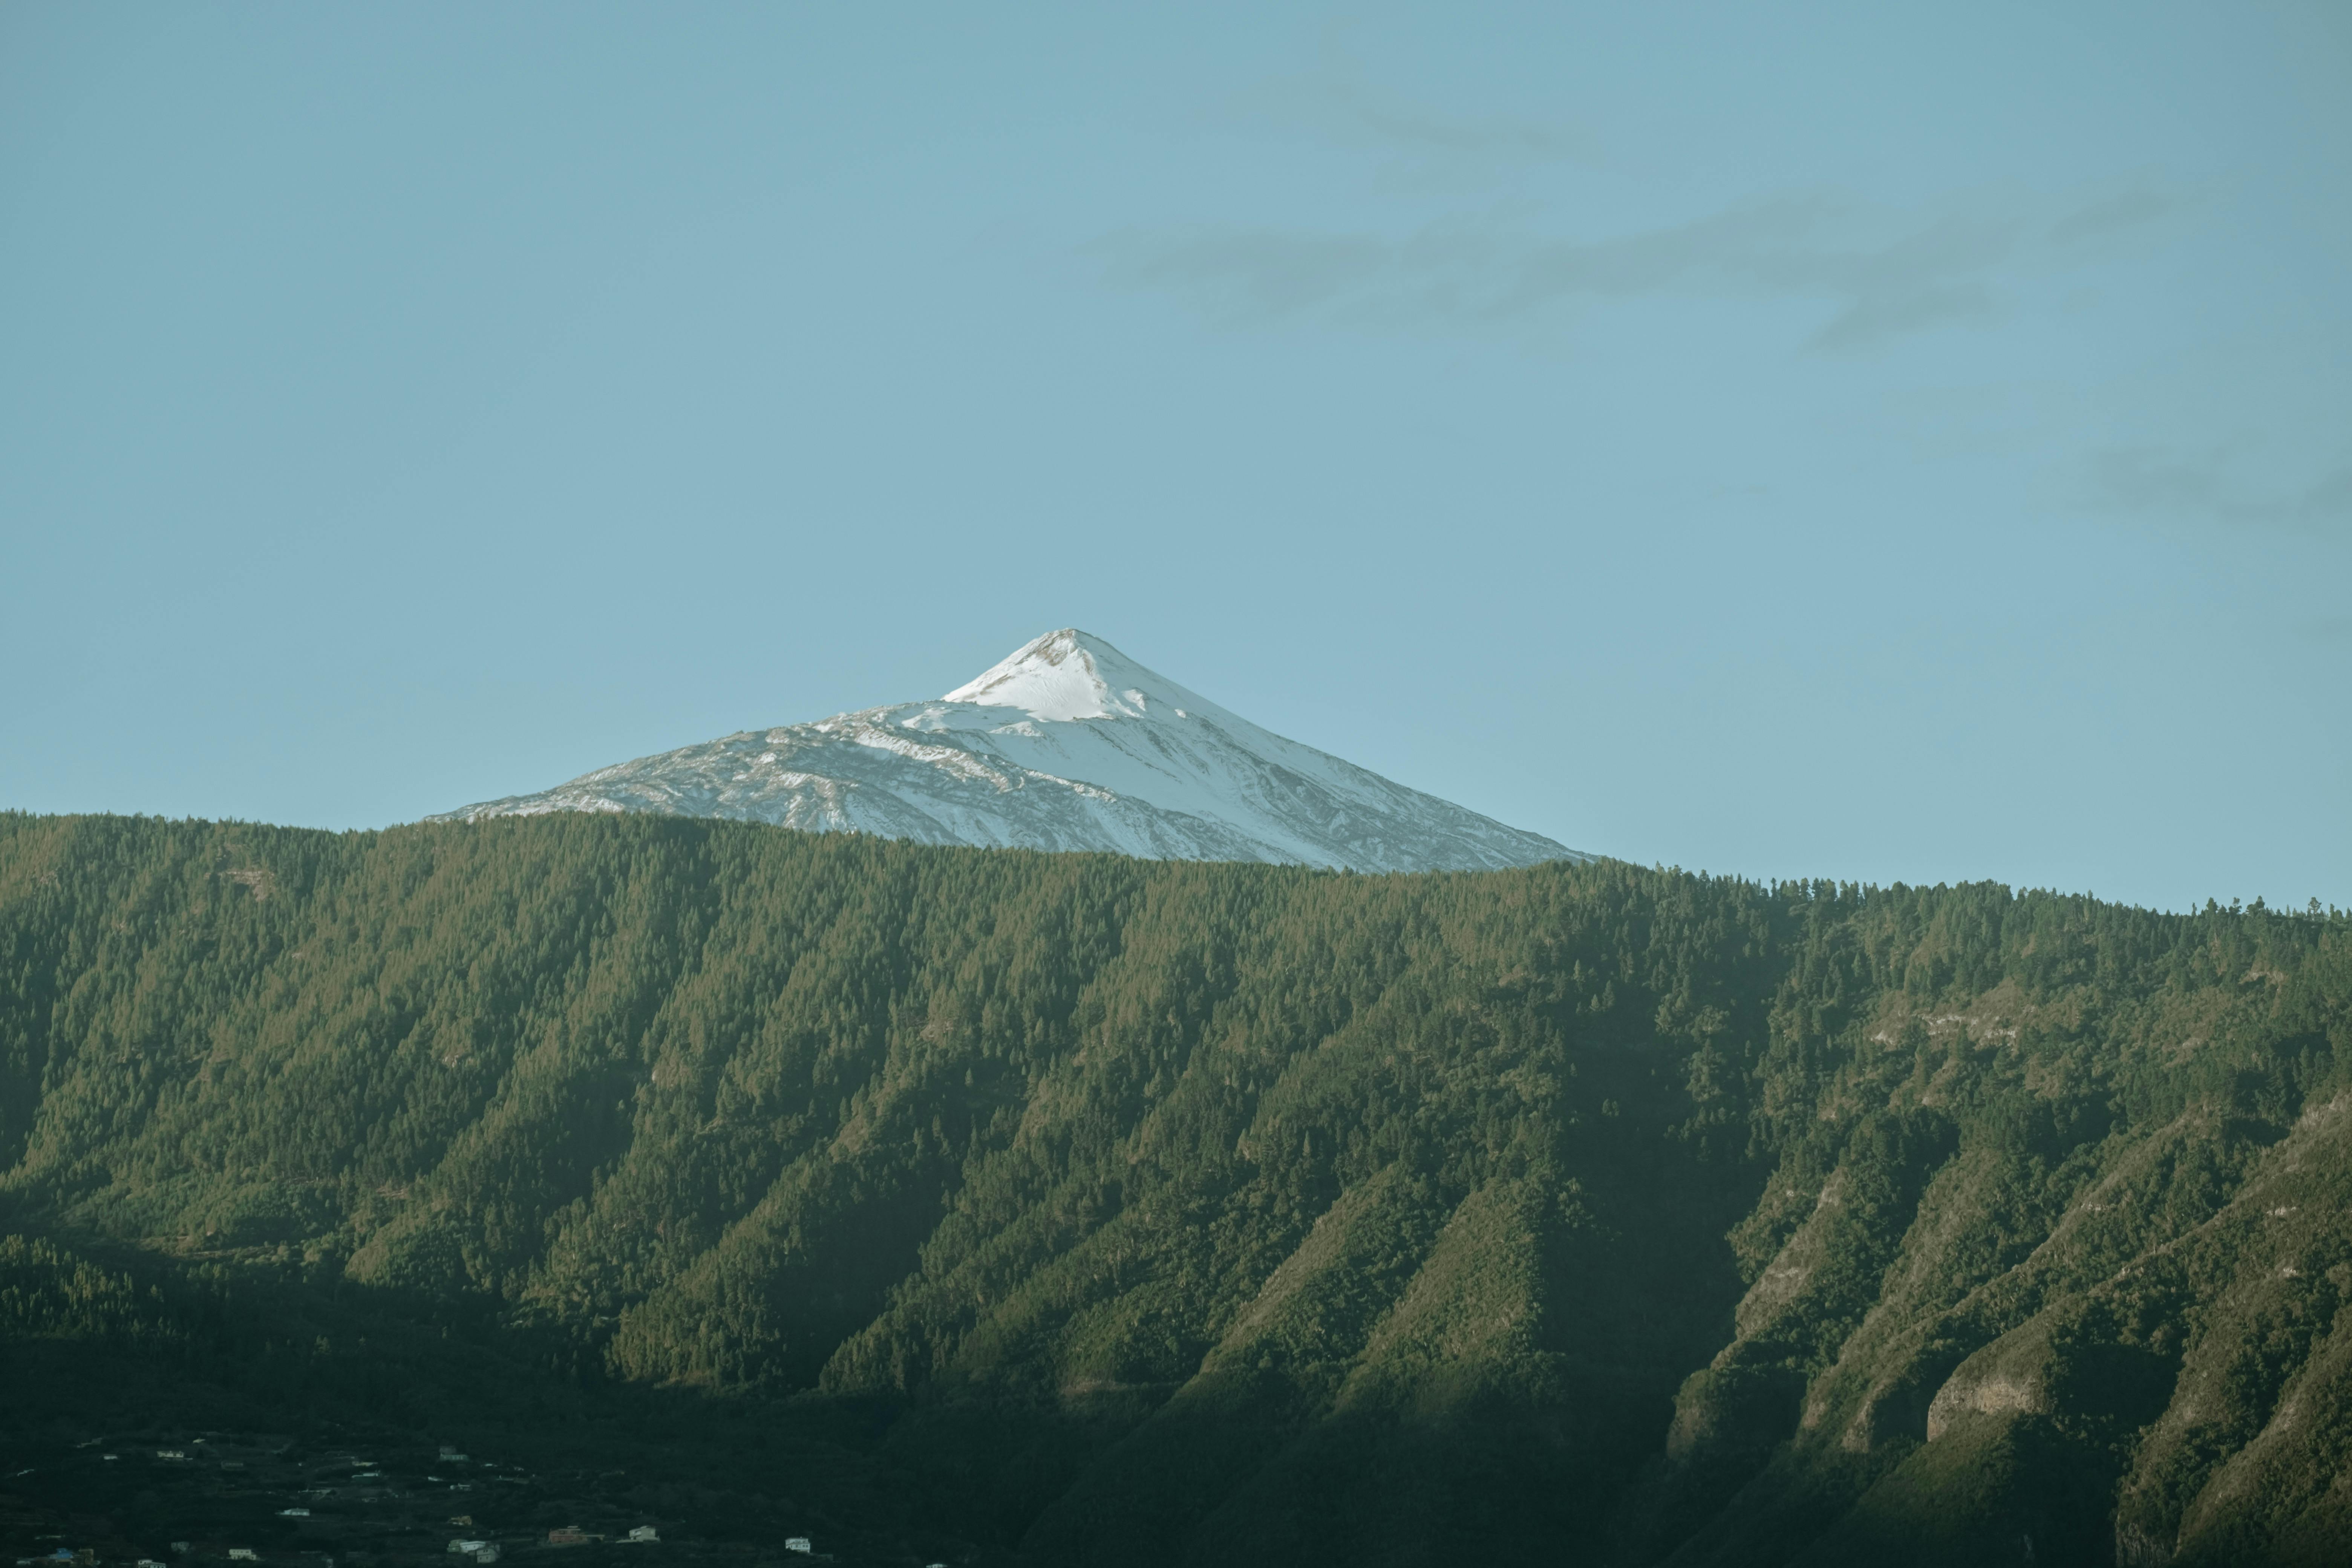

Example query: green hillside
[2,811,2347,1566]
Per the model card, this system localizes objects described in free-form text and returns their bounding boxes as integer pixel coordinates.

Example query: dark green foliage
[2,811,2349,1565]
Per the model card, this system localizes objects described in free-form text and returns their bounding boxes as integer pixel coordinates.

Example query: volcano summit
[432,629,1583,872]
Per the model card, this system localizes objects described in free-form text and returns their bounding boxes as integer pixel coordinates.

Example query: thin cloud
[2049,188,2174,247]
[2087,447,2352,529]
[1230,28,1587,171]
[1812,283,1998,349]
[1271,72,1579,160]
[1095,187,2163,351]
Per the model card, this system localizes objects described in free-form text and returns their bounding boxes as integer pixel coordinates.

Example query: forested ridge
[2,810,2349,1566]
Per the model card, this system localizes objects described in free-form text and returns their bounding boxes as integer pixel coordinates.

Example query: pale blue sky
[4,2,2346,911]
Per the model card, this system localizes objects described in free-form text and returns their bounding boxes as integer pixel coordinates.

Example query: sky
[3,2,2347,913]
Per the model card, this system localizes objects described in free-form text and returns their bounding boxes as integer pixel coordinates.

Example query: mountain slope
[4,812,2350,1566]
[430,629,1582,872]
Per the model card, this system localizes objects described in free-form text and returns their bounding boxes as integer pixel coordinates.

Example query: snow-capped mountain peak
[431,629,1586,873]
[942,628,1194,723]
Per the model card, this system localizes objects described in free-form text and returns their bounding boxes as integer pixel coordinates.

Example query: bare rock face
[432,628,1585,873]
[1926,1361,2051,1441]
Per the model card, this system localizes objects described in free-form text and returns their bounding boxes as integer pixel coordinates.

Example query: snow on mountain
[429,629,1585,872]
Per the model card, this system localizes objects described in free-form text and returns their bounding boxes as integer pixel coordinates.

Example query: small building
[228,1552,258,1562]
[470,1549,499,1564]
[446,1543,487,1557]
[625,1529,657,1545]
[547,1529,590,1548]
[158,1451,188,1461]
[784,1540,812,1556]
[447,1517,474,1528]
[279,1510,310,1519]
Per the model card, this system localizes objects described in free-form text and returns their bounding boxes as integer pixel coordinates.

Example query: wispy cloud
[1240,73,1579,165]
[2086,447,2352,530]
[2048,188,2174,247]
[1094,187,2169,351]
[1231,28,1585,170]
